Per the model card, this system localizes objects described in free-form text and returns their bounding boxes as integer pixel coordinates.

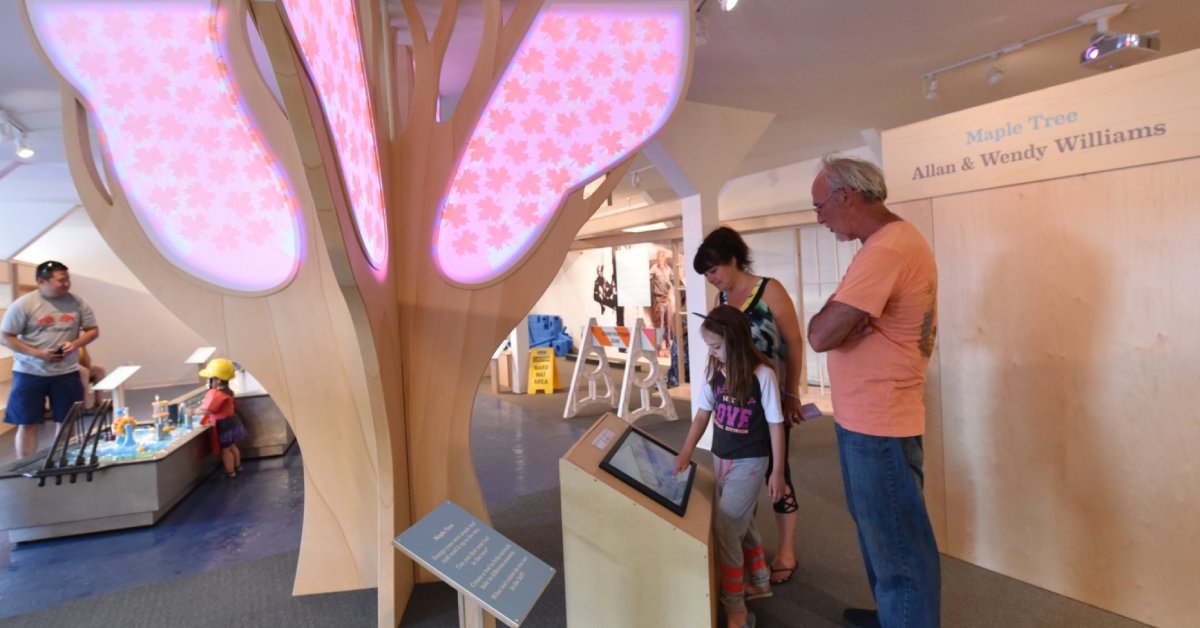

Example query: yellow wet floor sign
[528,348,561,394]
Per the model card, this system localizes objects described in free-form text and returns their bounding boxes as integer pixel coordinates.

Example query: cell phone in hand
[801,403,822,420]
[52,345,65,356]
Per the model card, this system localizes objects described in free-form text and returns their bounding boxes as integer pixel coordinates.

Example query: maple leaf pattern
[244,218,275,245]
[486,223,512,251]
[505,81,531,105]
[33,1,688,289]
[516,171,542,197]
[515,201,540,225]
[453,231,478,256]
[29,3,303,291]
[456,168,481,194]
[213,225,242,251]
[433,4,688,283]
[520,111,546,136]
[478,198,504,222]
[281,0,388,270]
[440,203,468,226]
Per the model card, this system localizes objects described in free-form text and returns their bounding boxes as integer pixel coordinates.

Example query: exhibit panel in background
[534,248,620,344]
[884,48,1200,203]
[539,231,799,363]
[932,157,1200,627]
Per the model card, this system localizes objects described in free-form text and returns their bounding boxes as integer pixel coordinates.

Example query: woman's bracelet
[783,392,801,400]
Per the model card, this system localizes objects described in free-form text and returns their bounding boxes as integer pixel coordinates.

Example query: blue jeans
[836,423,941,628]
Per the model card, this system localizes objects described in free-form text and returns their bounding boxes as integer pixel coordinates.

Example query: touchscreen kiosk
[598,426,695,516]
[560,413,716,627]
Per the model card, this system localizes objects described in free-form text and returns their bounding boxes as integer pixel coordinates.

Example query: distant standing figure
[197,358,246,479]
[649,249,676,355]
[807,155,940,628]
[1,261,100,458]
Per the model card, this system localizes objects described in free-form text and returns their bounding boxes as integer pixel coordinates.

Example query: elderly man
[807,156,940,628]
[2,261,100,458]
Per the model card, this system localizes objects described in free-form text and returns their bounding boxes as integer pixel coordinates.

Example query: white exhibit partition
[615,319,677,423]
[559,414,715,628]
[562,318,617,418]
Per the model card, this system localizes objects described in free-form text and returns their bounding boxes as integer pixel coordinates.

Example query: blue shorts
[3,371,85,425]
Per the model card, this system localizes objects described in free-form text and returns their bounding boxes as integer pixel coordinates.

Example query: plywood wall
[931,157,1200,626]
[887,199,946,543]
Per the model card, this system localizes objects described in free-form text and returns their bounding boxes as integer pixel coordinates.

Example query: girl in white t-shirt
[674,305,786,628]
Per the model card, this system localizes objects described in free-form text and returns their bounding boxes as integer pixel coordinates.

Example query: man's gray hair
[820,155,887,203]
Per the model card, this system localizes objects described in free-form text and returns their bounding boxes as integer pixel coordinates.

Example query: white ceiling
[2,0,1199,264]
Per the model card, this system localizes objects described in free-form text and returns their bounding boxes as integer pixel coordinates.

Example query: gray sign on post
[394,500,555,627]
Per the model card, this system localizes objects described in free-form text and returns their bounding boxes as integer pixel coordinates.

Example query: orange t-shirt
[200,388,235,423]
[828,220,937,437]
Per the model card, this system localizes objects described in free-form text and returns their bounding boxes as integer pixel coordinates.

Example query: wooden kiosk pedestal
[559,414,716,628]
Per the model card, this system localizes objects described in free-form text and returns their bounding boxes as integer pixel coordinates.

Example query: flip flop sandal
[769,565,796,584]
[744,587,773,601]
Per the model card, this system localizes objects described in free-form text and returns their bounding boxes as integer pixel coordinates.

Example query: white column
[640,102,776,447]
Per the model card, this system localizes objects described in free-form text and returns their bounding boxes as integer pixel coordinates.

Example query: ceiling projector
[1080,31,1160,70]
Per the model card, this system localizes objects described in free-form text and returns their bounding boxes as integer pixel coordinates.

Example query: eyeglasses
[813,188,842,211]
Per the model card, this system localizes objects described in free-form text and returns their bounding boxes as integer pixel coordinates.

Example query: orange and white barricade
[616,319,678,423]
[563,318,618,418]
[564,318,677,422]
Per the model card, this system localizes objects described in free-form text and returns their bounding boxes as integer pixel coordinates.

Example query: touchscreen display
[599,426,695,517]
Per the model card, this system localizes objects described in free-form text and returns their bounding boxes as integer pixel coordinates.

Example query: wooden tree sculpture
[23,0,693,622]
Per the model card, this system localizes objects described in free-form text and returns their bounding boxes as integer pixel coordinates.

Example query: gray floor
[1,379,1152,627]
[403,384,1150,627]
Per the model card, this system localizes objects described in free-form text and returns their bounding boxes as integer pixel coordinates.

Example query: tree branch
[401,0,439,126]
[452,0,502,143]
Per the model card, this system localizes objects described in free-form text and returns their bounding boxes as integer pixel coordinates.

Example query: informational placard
[615,244,650,307]
[883,48,1200,202]
[527,348,560,395]
[394,501,555,628]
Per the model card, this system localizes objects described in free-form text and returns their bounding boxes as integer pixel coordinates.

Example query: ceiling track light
[916,6,1112,100]
[16,134,35,160]
[0,109,34,160]
[986,54,1005,86]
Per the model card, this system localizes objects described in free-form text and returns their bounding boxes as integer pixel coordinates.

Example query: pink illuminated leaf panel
[433,1,690,284]
[27,0,304,293]
[280,0,389,272]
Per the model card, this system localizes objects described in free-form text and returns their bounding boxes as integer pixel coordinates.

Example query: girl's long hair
[701,305,769,405]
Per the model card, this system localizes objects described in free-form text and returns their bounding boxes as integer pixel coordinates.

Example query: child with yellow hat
[198,358,245,478]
